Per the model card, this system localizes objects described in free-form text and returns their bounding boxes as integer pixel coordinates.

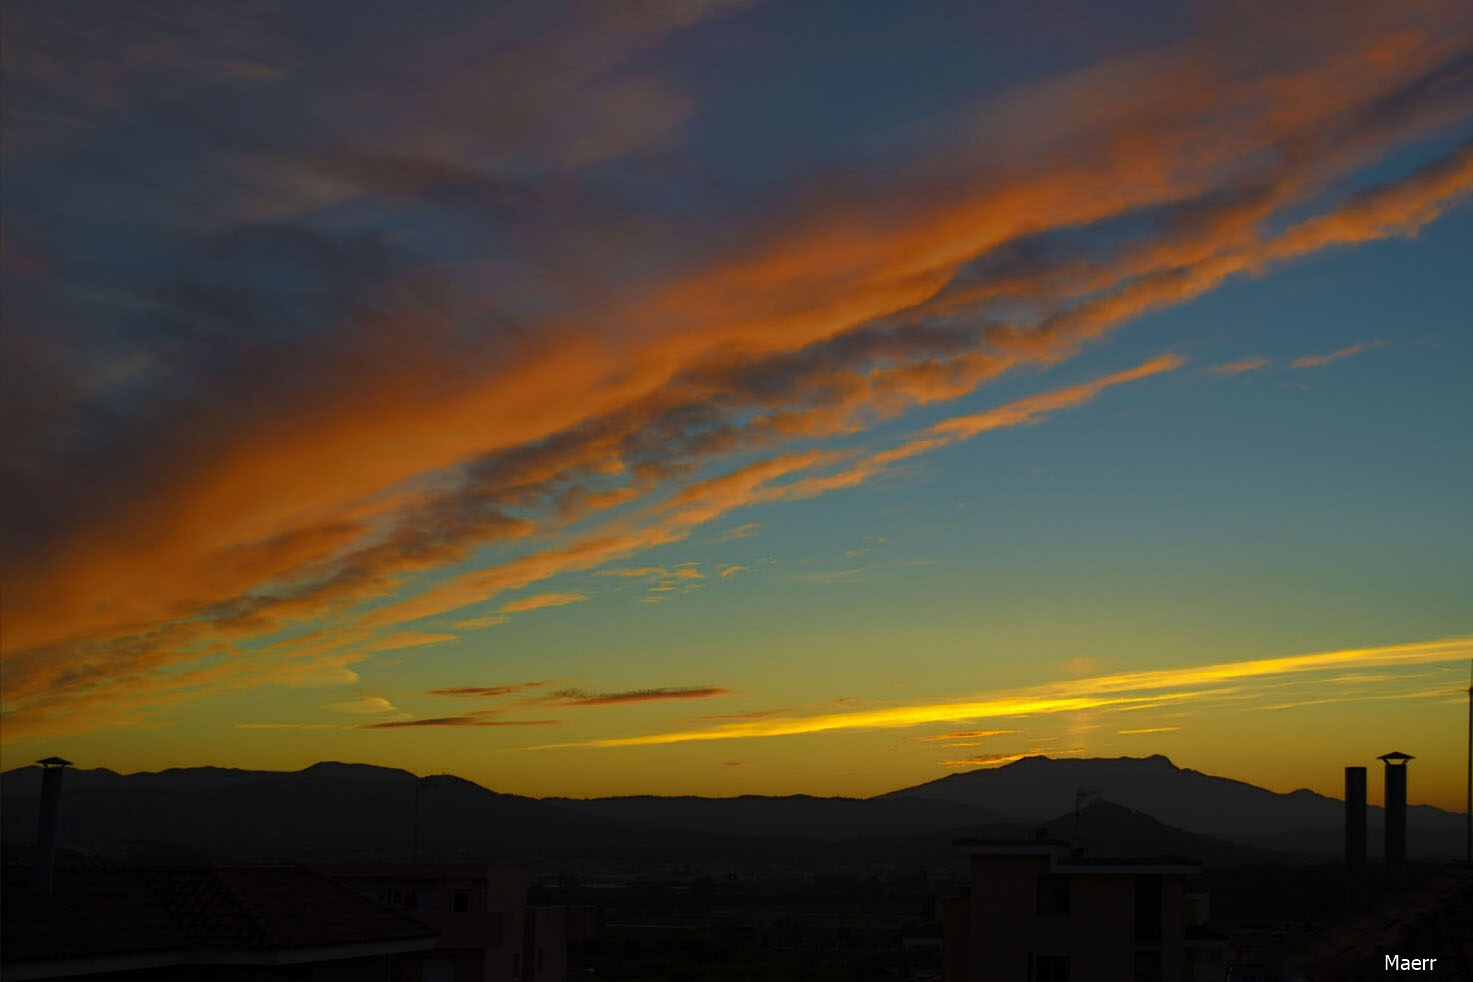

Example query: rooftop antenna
[1466,658,1471,864]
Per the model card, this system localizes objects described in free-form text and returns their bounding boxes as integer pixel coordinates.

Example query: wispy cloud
[538,686,736,706]
[367,632,458,652]
[1290,340,1385,368]
[691,707,794,722]
[1207,356,1270,376]
[6,0,1473,738]
[362,717,562,729]
[598,565,705,584]
[929,355,1187,441]
[1248,684,1464,712]
[542,635,1472,748]
[235,722,342,730]
[920,729,1018,742]
[707,523,763,543]
[328,696,403,715]
[452,615,510,630]
[940,752,1031,767]
[425,681,563,698]
[1117,726,1180,735]
[498,592,589,614]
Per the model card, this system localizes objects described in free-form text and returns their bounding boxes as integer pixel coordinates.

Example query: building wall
[526,907,569,982]
[27,955,402,982]
[947,853,1198,982]
[322,867,531,982]
[940,895,971,982]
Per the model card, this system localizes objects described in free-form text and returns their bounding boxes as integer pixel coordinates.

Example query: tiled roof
[2,863,437,967]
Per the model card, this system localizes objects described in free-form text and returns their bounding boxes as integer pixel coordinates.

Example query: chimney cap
[1377,751,1414,763]
[36,756,72,769]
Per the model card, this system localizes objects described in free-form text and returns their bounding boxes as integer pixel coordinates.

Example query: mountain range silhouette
[3,754,1463,865]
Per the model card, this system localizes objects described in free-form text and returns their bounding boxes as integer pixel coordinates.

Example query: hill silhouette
[1041,798,1287,866]
[2,754,1463,864]
[884,754,1463,857]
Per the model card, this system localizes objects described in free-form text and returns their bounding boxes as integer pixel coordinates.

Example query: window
[1035,954,1071,982]
[452,889,471,912]
[1036,875,1071,915]
[387,887,403,907]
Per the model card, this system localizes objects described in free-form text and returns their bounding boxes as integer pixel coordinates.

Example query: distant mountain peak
[300,761,416,780]
[987,753,1179,775]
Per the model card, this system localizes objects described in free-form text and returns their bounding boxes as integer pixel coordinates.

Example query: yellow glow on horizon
[541,635,1473,749]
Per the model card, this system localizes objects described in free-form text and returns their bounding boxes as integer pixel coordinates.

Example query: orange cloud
[328,696,403,715]
[1289,341,1386,369]
[707,523,763,543]
[6,2,1472,740]
[1208,357,1270,376]
[362,717,561,729]
[367,632,458,651]
[497,592,590,614]
[930,354,1185,440]
[920,729,1018,742]
[451,615,510,630]
[426,681,563,698]
[538,686,735,707]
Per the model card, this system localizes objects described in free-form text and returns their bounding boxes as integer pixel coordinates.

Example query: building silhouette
[939,833,1227,982]
[1,861,438,980]
[314,863,595,982]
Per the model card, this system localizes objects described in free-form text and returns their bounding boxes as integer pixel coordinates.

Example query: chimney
[1379,751,1413,893]
[1344,766,1367,912]
[34,756,72,896]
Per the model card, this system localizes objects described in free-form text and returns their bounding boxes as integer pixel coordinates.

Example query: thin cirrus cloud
[1117,726,1181,735]
[3,0,1472,740]
[425,681,564,698]
[451,615,510,630]
[367,632,459,652]
[497,592,590,614]
[707,523,763,543]
[690,708,795,722]
[1289,341,1386,369]
[236,723,341,730]
[344,352,1183,637]
[1207,357,1270,376]
[545,635,1472,749]
[920,729,1018,742]
[362,717,562,730]
[536,686,737,707]
[327,696,403,715]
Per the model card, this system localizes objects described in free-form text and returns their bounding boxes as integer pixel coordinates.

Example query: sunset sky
[3,0,1471,811]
